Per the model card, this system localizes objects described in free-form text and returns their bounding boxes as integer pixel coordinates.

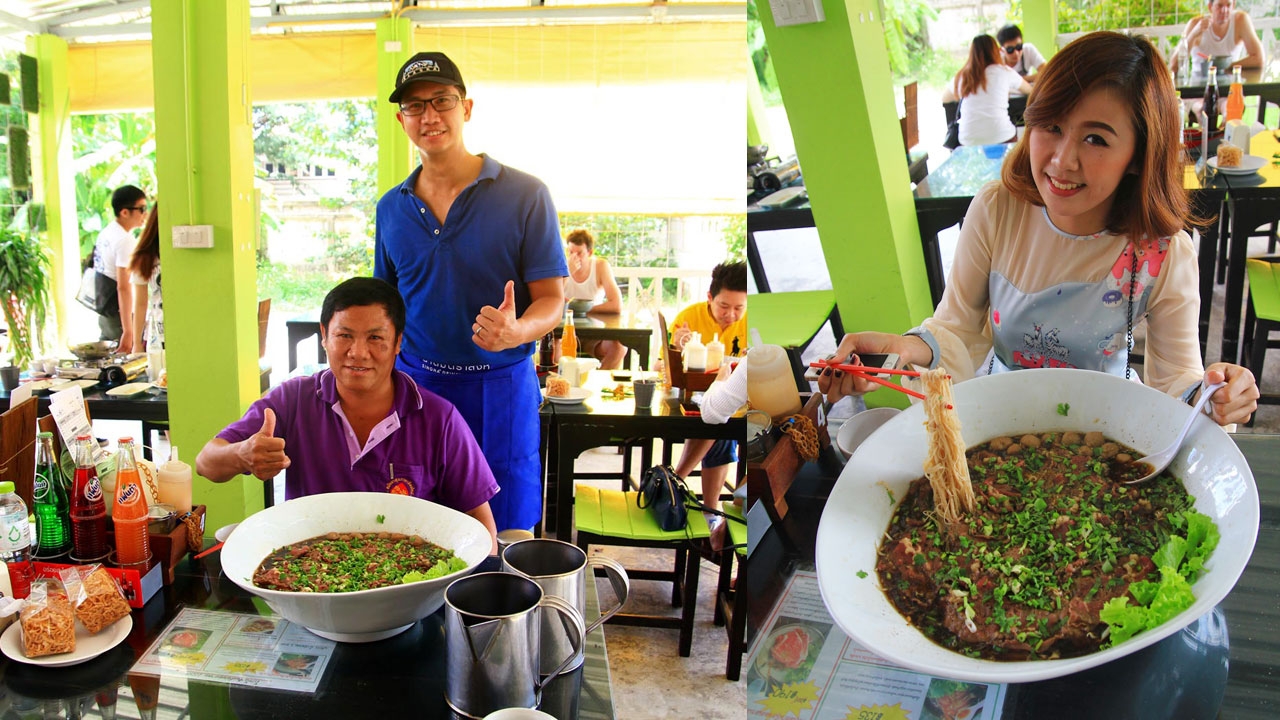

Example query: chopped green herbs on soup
[253,532,465,592]
[877,430,1216,661]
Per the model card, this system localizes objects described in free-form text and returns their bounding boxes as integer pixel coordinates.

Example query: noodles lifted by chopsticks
[922,368,974,524]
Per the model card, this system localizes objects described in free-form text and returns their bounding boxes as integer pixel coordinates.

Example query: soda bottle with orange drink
[70,435,109,561]
[560,308,578,359]
[112,438,151,566]
[1227,65,1245,123]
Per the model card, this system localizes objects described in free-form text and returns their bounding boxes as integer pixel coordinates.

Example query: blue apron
[396,351,543,532]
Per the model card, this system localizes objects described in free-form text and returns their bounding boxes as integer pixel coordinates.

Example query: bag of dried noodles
[19,578,75,657]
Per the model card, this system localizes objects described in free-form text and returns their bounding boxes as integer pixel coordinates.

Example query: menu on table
[131,608,335,693]
[747,571,1007,720]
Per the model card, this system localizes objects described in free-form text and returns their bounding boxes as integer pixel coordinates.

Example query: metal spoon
[1125,382,1225,484]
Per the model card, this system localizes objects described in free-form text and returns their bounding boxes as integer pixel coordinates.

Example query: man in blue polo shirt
[374,51,567,533]
[195,277,499,551]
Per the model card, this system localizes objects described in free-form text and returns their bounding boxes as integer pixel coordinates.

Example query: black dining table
[0,550,616,719]
[1177,64,1280,123]
[552,314,654,371]
[540,376,745,540]
[1201,132,1280,366]
[0,384,168,423]
[748,431,1280,718]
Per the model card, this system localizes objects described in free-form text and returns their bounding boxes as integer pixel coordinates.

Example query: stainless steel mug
[500,538,629,675]
[445,572,585,719]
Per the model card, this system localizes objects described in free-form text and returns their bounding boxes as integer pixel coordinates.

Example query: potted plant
[0,224,52,388]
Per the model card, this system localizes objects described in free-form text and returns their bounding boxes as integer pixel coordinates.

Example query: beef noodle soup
[877,430,1194,661]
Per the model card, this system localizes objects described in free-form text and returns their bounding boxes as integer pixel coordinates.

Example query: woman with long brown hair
[947,34,1033,146]
[822,32,1258,426]
[128,201,162,351]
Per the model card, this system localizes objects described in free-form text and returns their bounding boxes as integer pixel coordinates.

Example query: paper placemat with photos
[132,608,335,693]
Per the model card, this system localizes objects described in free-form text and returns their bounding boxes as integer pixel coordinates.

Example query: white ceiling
[0,0,742,44]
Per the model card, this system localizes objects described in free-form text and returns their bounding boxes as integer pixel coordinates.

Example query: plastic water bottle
[0,481,34,598]
[33,431,70,557]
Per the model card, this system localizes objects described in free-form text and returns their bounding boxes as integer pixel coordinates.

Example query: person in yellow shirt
[670,261,747,356]
[669,261,747,523]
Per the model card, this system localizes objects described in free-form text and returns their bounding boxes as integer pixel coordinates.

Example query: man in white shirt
[998,25,1047,82]
[92,185,148,350]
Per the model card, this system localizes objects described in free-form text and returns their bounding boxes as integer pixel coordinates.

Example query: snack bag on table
[19,577,75,657]
[67,565,130,634]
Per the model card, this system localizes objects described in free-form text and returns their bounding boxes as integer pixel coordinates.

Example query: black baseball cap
[389,51,466,103]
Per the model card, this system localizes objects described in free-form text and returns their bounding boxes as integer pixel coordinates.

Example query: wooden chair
[899,81,928,185]
[0,398,37,506]
[1242,257,1280,425]
[575,484,711,657]
[714,503,748,680]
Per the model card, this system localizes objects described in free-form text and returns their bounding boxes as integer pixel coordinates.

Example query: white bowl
[816,368,1258,682]
[835,407,901,458]
[221,492,491,643]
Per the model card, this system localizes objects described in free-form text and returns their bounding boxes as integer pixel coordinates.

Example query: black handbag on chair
[637,465,691,532]
[943,98,962,150]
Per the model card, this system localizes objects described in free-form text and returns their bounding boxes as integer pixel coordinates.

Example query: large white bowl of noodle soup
[816,368,1259,683]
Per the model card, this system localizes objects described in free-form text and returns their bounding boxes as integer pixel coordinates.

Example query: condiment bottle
[33,431,70,557]
[1203,65,1220,133]
[157,446,193,514]
[705,333,725,372]
[111,437,151,566]
[70,435,108,561]
[746,344,802,420]
[684,331,707,372]
[1226,65,1245,122]
[538,330,555,368]
[560,308,578,359]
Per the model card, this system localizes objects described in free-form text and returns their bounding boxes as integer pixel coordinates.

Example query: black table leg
[1223,196,1257,365]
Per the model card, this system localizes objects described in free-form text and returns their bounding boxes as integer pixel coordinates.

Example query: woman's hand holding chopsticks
[816,332,933,401]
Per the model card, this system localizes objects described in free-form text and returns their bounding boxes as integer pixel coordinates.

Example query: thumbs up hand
[473,280,521,352]
[238,408,291,480]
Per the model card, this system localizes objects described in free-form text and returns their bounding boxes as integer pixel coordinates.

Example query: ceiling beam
[53,21,150,40]
[0,9,44,36]
[46,0,151,28]
[44,2,743,40]
[403,3,743,24]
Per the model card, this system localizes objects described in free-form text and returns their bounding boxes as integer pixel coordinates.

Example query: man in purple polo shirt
[196,277,499,551]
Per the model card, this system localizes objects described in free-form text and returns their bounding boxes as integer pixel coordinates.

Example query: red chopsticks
[812,361,921,378]
[192,542,224,560]
[809,360,934,403]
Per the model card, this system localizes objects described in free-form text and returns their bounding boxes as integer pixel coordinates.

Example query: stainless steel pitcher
[500,538,629,675]
[444,572,585,719]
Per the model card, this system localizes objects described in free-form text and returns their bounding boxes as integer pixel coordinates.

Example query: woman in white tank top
[563,229,626,368]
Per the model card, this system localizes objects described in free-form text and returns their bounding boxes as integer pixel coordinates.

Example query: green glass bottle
[33,431,70,556]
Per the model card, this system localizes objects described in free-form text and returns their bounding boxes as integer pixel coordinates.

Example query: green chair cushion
[723,504,747,556]
[1248,258,1280,323]
[576,485,711,541]
[749,290,836,349]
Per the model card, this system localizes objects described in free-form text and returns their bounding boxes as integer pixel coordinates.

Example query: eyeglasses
[128,205,148,214]
[399,95,461,116]
[1004,43,1023,54]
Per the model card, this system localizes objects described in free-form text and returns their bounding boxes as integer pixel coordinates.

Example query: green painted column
[152,1,262,532]
[747,61,772,148]
[1023,0,1058,61]
[376,16,415,195]
[759,0,932,407]
[26,35,78,354]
